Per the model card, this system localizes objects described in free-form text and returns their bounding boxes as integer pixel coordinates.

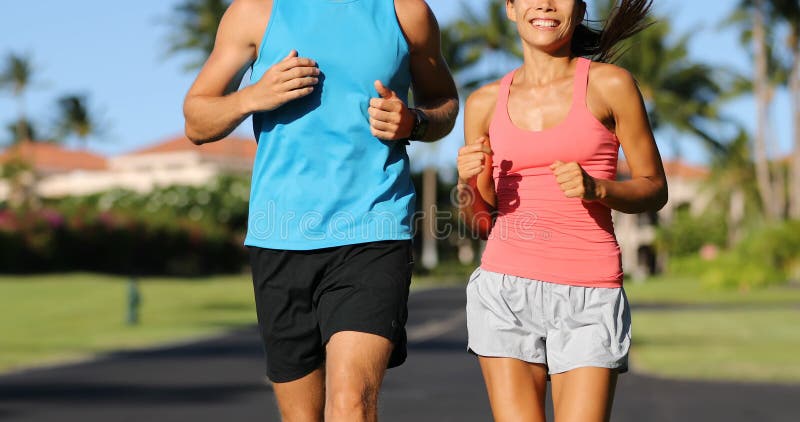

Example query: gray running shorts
[466,267,631,375]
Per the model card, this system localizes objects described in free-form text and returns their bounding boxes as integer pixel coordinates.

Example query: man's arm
[368,0,459,143]
[183,0,319,145]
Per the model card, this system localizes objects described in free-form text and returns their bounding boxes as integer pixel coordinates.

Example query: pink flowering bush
[0,207,247,275]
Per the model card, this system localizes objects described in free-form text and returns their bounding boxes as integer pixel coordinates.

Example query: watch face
[411,109,429,140]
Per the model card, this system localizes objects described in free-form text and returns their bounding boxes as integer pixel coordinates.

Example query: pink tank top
[481,58,623,288]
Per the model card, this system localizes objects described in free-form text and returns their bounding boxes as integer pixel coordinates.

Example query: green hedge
[0,208,247,276]
[656,209,727,257]
[668,220,800,290]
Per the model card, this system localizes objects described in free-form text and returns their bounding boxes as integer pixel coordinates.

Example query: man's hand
[244,50,319,112]
[550,161,604,201]
[369,81,415,141]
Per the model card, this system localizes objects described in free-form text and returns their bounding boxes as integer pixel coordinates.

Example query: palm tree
[445,0,523,90]
[5,119,37,145]
[705,129,761,245]
[56,95,98,150]
[166,0,231,70]
[615,21,738,156]
[0,53,37,208]
[726,0,800,220]
[589,0,742,158]
[446,1,734,156]
[165,0,247,93]
[768,0,800,218]
[752,0,780,219]
[0,53,35,143]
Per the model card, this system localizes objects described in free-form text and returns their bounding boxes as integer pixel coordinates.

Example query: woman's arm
[457,84,499,239]
[552,64,668,213]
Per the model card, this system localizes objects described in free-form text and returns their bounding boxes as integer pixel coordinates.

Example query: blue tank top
[245,0,415,250]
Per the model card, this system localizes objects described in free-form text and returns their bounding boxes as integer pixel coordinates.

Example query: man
[183,0,458,420]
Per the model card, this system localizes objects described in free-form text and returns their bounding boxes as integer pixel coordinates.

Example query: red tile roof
[126,135,257,160]
[0,142,108,172]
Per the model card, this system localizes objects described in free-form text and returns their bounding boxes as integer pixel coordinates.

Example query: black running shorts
[248,240,414,383]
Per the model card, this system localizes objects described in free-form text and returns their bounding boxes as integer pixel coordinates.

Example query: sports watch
[408,108,429,141]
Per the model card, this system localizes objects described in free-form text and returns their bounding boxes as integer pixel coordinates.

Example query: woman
[456,1,667,421]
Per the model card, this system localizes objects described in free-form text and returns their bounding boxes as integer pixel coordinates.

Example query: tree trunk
[790,47,800,219]
[16,95,30,143]
[420,166,439,270]
[728,188,745,246]
[753,0,778,220]
[8,94,39,209]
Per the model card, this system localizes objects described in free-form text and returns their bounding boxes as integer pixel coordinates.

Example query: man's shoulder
[393,0,437,49]
[230,0,272,11]
[394,0,429,13]
[223,0,273,44]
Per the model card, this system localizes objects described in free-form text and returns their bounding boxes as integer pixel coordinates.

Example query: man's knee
[327,383,379,416]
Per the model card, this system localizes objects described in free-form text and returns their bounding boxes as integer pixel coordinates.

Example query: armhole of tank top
[574,57,590,108]
[489,72,513,133]
[250,0,279,80]
[580,58,619,140]
[487,78,509,136]
[390,0,415,60]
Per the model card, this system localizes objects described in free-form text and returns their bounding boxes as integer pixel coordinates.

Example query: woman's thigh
[478,356,549,422]
[550,367,618,422]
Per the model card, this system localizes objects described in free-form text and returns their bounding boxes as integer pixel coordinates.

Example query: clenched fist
[369,81,414,141]
[550,160,603,200]
[457,136,493,182]
[246,50,320,112]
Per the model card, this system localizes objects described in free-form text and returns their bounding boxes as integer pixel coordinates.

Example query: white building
[0,135,256,199]
[614,160,711,280]
[1,137,710,279]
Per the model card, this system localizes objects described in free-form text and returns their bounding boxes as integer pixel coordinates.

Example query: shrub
[667,220,800,290]
[655,209,727,258]
[0,208,247,276]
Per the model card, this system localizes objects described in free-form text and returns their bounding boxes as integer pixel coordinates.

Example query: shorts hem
[467,346,547,366]
[324,325,407,368]
[468,347,628,376]
[548,361,629,375]
[323,324,398,346]
[267,358,324,383]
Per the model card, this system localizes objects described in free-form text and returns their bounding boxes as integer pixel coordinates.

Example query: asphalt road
[1,287,798,421]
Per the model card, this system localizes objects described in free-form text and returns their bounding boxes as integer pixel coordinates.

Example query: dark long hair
[508,0,654,63]
[573,0,654,63]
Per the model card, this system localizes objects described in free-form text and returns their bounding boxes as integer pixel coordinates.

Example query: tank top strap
[493,69,518,123]
[573,57,591,106]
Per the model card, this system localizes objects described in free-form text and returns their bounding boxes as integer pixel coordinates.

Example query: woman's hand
[550,160,604,201]
[457,136,493,182]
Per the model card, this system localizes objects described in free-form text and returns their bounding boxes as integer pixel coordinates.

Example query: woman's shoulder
[466,80,502,113]
[587,61,642,113]
[587,61,639,95]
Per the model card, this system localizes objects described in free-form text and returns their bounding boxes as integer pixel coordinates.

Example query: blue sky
[0,0,793,172]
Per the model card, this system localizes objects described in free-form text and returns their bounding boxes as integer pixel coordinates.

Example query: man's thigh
[325,331,394,388]
[250,246,327,383]
[316,240,414,369]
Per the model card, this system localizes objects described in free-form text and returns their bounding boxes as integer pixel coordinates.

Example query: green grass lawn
[0,273,256,374]
[625,275,800,305]
[0,271,462,374]
[625,276,800,384]
[1,272,799,384]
